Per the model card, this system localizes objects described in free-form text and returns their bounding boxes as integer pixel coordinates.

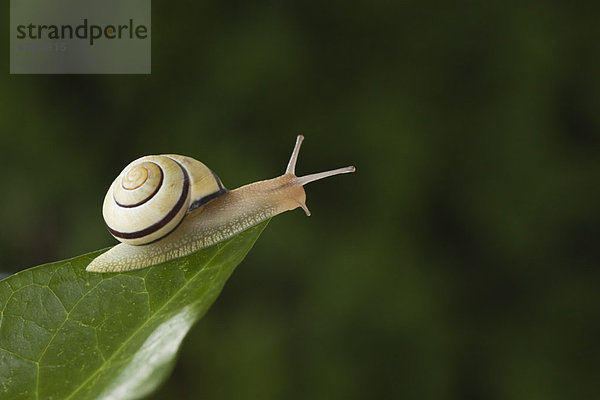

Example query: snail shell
[103,155,226,245]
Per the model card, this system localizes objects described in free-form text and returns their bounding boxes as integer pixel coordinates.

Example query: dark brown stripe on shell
[107,162,190,240]
[188,187,228,212]
[114,163,164,208]
[138,212,188,245]
[211,169,225,190]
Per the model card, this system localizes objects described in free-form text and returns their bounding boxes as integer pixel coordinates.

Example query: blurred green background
[2,1,600,399]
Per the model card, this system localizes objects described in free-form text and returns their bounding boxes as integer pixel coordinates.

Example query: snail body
[87,136,355,273]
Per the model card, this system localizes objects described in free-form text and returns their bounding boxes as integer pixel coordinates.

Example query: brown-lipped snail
[87,135,355,273]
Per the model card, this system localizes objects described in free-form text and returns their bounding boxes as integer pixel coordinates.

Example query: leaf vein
[63,243,233,400]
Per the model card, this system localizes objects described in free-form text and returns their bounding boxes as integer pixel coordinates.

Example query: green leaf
[0,220,269,400]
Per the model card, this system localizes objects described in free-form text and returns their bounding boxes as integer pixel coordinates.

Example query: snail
[86,135,355,273]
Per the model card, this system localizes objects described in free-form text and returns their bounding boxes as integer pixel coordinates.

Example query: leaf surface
[0,221,269,400]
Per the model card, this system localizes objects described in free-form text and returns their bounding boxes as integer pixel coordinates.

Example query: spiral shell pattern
[103,155,226,245]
